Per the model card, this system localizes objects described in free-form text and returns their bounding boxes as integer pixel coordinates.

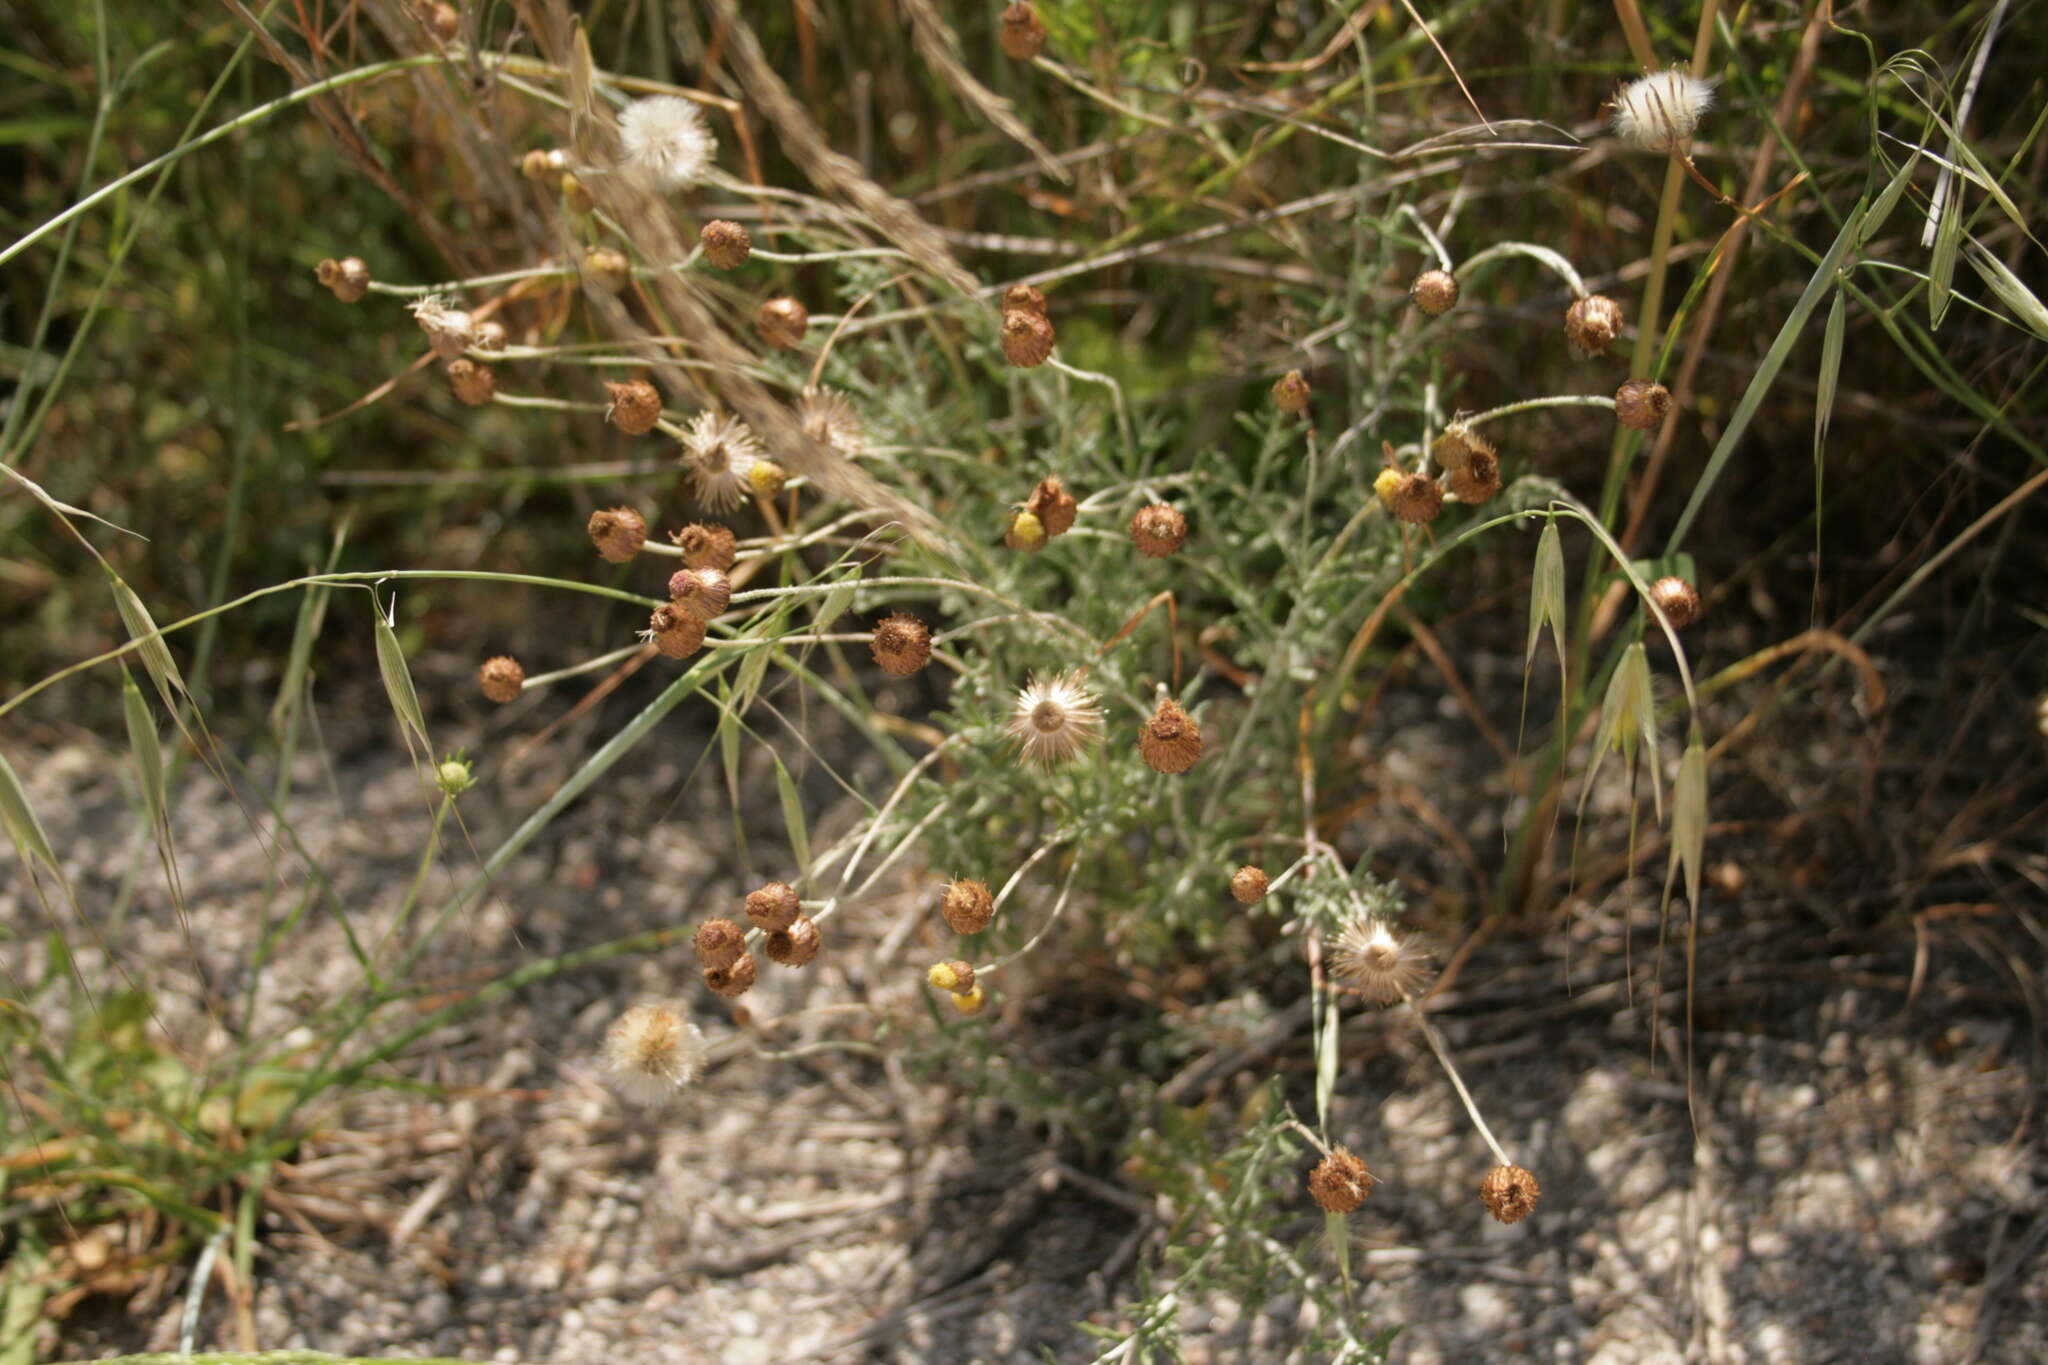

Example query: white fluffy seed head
[680,411,765,512]
[602,1004,707,1106]
[1005,671,1103,768]
[1331,917,1433,1005]
[617,95,716,191]
[1611,70,1716,153]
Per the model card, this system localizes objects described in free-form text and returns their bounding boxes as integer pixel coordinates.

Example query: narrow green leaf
[108,571,187,713]
[371,599,431,758]
[121,670,165,830]
[1326,1208,1352,1288]
[0,750,59,878]
[774,756,810,873]
[1670,742,1708,910]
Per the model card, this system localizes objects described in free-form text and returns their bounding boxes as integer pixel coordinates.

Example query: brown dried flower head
[588,506,648,564]
[601,1004,707,1106]
[1431,422,1491,473]
[316,257,370,303]
[872,613,933,676]
[1272,369,1311,415]
[694,917,747,969]
[410,295,475,360]
[756,296,809,350]
[1332,917,1433,1003]
[1389,472,1445,524]
[927,960,977,995]
[941,879,995,935]
[474,320,508,352]
[580,246,632,296]
[999,2,1048,60]
[1230,865,1269,905]
[1565,294,1626,358]
[1447,448,1501,504]
[419,2,459,42]
[1615,378,1672,431]
[606,379,663,436]
[1480,1164,1542,1224]
[766,916,822,967]
[1131,504,1188,557]
[1003,283,1047,316]
[667,566,732,620]
[1001,309,1055,368]
[1410,268,1460,317]
[700,219,752,270]
[647,603,709,659]
[703,951,758,998]
[1004,509,1048,552]
[1007,670,1103,767]
[478,655,523,704]
[447,358,496,406]
[671,522,737,572]
[744,881,802,933]
[1308,1149,1375,1213]
[1140,698,1203,775]
[1647,575,1701,629]
[1028,476,1078,538]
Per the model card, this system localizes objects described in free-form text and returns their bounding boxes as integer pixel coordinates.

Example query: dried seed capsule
[1308,1149,1374,1213]
[1480,1164,1541,1224]
[1028,476,1078,538]
[1004,508,1047,551]
[1140,698,1203,774]
[446,358,496,406]
[766,916,821,967]
[588,506,647,563]
[872,613,933,676]
[1271,369,1311,415]
[606,379,663,436]
[1131,504,1187,558]
[941,879,995,935]
[1389,472,1444,524]
[699,219,752,270]
[1230,865,1269,905]
[950,986,988,1016]
[315,257,370,303]
[560,171,594,216]
[520,148,564,183]
[478,655,524,703]
[747,459,788,499]
[703,951,758,998]
[927,960,977,995]
[1000,309,1055,368]
[671,522,737,572]
[667,567,732,620]
[1431,422,1492,473]
[1565,294,1625,358]
[1615,378,1671,431]
[648,603,708,659]
[999,2,1048,60]
[1410,268,1460,317]
[756,296,809,350]
[420,2,458,41]
[1647,575,1701,629]
[744,881,802,933]
[581,247,632,295]
[1447,447,1500,504]
[474,320,508,352]
[693,917,747,970]
[1003,283,1047,316]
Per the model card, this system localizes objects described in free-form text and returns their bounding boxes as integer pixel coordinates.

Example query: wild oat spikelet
[617,94,717,191]
[1647,575,1702,629]
[645,603,709,659]
[1565,295,1626,358]
[1410,269,1460,317]
[1131,504,1188,558]
[1308,1149,1374,1213]
[1007,671,1103,768]
[1140,698,1203,774]
[1611,70,1715,154]
[1001,309,1055,368]
[1447,448,1500,504]
[680,411,765,512]
[745,882,802,933]
[1480,1164,1542,1224]
[872,613,933,676]
[671,522,737,572]
[605,379,663,436]
[1028,476,1078,538]
[999,2,1048,60]
[694,917,747,970]
[1614,379,1671,431]
[941,879,995,935]
[699,219,752,270]
[1389,472,1445,525]
[478,655,524,703]
[1230,865,1269,905]
[766,916,822,967]
[704,951,758,998]
[1331,917,1433,1004]
[446,358,496,406]
[1272,370,1311,415]
[798,387,867,458]
[667,567,732,621]
[316,257,370,303]
[602,1004,707,1106]
[756,297,810,350]
[588,506,647,564]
